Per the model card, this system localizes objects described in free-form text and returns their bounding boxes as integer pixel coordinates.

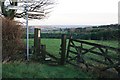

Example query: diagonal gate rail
[66,38,120,75]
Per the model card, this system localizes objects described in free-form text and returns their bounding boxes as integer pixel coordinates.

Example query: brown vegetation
[2,17,24,61]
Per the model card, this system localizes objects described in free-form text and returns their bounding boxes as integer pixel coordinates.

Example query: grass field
[29,39,61,57]
[3,62,95,78]
[30,38,119,67]
[29,39,119,57]
[3,39,119,78]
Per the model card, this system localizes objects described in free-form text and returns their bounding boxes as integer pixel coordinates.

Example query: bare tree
[0,0,17,19]
[0,0,55,19]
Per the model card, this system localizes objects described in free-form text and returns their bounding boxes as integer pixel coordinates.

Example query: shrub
[2,17,24,61]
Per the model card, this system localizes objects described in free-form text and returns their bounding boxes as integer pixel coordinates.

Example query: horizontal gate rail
[71,39,120,51]
[82,48,119,61]
[66,38,120,76]
[85,56,110,65]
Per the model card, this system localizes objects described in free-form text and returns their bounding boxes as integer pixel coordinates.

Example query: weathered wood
[85,56,109,65]
[66,38,120,74]
[82,47,96,55]
[98,47,113,64]
[70,41,84,63]
[70,44,97,55]
[71,40,79,52]
[104,49,108,62]
[82,48,119,61]
[71,39,120,51]
[68,51,110,65]
[60,34,67,65]
[69,50,78,55]
[34,28,38,53]
[68,56,77,61]
[45,51,58,60]
[34,28,44,60]
[66,38,72,59]
[41,45,46,60]
[34,28,41,54]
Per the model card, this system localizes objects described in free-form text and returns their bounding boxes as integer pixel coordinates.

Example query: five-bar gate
[66,37,120,76]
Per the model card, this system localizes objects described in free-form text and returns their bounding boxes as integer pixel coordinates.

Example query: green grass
[29,39,61,57]
[3,62,95,78]
[40,39,118,68]
[29,39,119,57]
[68,39,119,66]
[83,40,119,48]
[29,38,119,66]
[3,39,118,78]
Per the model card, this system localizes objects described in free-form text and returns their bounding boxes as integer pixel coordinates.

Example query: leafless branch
[15,0,55,19]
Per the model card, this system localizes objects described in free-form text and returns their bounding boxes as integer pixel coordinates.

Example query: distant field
[29,39,119,58]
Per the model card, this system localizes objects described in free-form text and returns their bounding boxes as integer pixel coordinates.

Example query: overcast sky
[15,0,119,26]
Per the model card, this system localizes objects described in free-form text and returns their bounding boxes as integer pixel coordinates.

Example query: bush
[2,17,24,61]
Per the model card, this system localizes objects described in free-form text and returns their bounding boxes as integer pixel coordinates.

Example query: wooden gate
[66,37,120,75]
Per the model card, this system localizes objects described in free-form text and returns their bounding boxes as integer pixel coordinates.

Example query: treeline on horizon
[24,24,120,40]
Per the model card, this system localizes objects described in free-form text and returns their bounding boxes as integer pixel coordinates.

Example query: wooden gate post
[60,34,67,65]
[41,44,46,60]
[34,28,41,56]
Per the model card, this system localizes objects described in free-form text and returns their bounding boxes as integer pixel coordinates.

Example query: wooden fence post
[34,28,37,54]
[34,28,41,56]
[60,34,66,65]
[41,44,46,60]
[66,35,73,60]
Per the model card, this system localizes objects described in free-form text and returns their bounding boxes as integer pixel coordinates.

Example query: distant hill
[28,24,119,33]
